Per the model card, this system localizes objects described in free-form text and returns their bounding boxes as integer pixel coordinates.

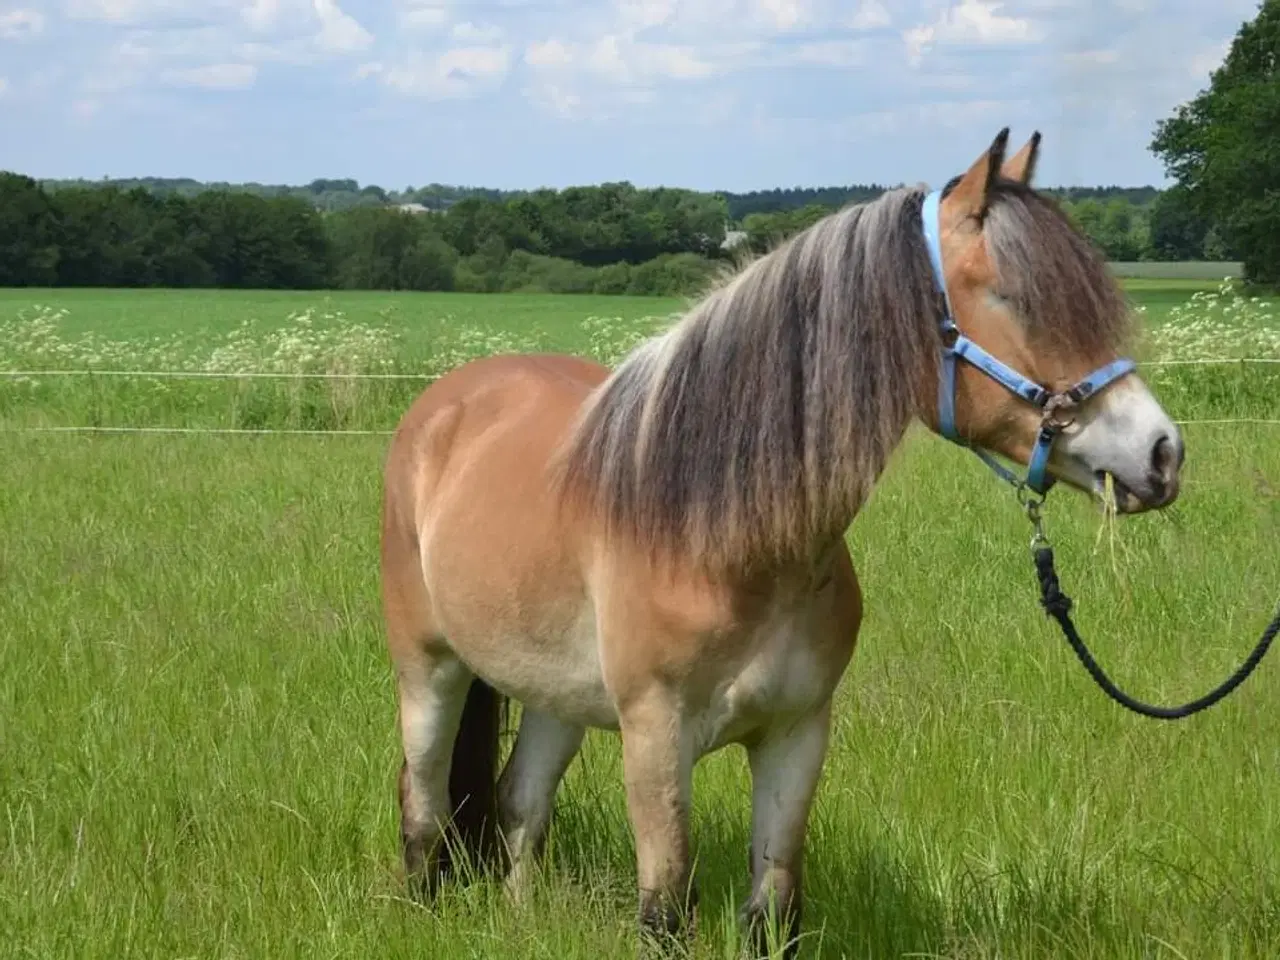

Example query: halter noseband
[920,189,1136,499]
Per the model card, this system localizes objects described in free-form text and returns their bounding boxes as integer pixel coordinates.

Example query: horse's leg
[740,701,832,960]
[394,648,474,899]
[619,690,697,952]
[496,706,585,899]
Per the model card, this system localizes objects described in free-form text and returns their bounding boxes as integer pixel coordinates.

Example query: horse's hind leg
[394,646,474,898]
[496,707,585,898]
[740,701,832,960]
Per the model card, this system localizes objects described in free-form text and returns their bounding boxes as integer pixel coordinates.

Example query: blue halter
[920,189,1136,498]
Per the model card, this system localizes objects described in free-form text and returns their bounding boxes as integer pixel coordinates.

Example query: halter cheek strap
[920,190,1136,498]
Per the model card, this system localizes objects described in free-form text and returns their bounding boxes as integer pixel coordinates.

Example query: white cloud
[161,61,258,89]
[904,0,1040,66]
[615,0,676,31]
[0,7,44,38]
[522,81,582,118]
[451,21,503,44]
[1061,48,1120,67]
[399,0,449,31]
[788,39,865,67]
[64,0,146,22]
[753,0,806,31]
[63,0,222,24]
[521,76,657,120]
[312,0,372,53]
[521,28,736,120]
[848,0,890,29]
[515,0,889,118]
[241,0,281,32]
[61,0,376,101]
[0,76,8,96]
[605,0,834,42]
[525,33,716,86]
[762,94,1021,141]
[63,0,372,55]
[363,44,512,99]
[525,39,575,70]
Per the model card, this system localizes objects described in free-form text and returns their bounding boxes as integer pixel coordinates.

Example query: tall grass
[2,281,1275,431]
[1136,279,1280,422]
[0,303,671,431]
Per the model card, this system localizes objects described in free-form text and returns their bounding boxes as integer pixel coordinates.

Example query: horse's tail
[442,677,507,879]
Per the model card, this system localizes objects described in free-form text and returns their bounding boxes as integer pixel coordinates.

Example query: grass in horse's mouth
[1093,469,1128,506]
[1093,471,1133,575]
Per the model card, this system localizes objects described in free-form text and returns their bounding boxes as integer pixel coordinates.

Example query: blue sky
[0,0,1262,192]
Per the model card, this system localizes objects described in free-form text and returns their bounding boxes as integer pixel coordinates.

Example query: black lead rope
[1033,544,1280,720]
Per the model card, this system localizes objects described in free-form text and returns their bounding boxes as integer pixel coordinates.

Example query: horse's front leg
[741,700,833,960]
[618,687,698,953]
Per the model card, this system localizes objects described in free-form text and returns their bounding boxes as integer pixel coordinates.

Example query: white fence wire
[0,368,432,381]
[1,358,1277,436]
[1,357,1278,383]
[5,425,395,436]
[6,419,1279,438]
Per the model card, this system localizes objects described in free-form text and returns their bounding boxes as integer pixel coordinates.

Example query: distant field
[0,267,1252,347]
[1107,260,1243,280]
[2,280,1280,958]
[0,287,686,351]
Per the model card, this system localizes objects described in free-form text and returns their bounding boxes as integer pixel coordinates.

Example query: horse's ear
[1001,131,1041,185]
[944,127,1010,222]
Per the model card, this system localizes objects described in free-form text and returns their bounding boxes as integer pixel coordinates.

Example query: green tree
[1147,184,1214,260]
[0,172,60,285]
[1150,0,1280,285]
[189,191,330,288]
[327,207,456,291]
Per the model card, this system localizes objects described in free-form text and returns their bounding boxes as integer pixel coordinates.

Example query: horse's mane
[554,182,1133,575]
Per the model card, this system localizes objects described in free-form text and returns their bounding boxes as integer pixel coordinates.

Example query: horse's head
[923,128,1183,514]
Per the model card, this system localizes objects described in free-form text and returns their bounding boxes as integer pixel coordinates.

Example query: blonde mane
[555,182,1134,575]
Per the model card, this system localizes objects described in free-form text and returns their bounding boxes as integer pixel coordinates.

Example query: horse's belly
[483,607,619,729]
[429,580,619,729]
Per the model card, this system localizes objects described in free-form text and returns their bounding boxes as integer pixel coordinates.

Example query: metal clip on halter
[1023,495,1048,551]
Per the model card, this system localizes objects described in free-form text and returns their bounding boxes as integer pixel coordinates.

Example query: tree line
[38,172,1174,225]
[0,170,1230,295]
[0,172,735,295]
[729,187,1227,264]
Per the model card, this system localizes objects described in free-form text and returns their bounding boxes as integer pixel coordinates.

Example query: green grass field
[3,281,1280,958]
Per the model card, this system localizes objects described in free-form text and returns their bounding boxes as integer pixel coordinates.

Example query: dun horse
[379,129,1184,956]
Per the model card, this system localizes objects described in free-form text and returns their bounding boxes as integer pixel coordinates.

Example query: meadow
[3,278,1280,959]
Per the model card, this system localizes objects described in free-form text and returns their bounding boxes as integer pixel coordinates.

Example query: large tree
[1150,0,1280,285]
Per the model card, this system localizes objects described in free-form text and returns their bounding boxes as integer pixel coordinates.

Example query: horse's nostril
[1150,433,1182,482]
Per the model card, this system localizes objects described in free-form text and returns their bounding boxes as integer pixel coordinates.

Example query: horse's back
[383,351,608,524]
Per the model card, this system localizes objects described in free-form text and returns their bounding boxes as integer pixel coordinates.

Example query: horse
[378,128,1185,957]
